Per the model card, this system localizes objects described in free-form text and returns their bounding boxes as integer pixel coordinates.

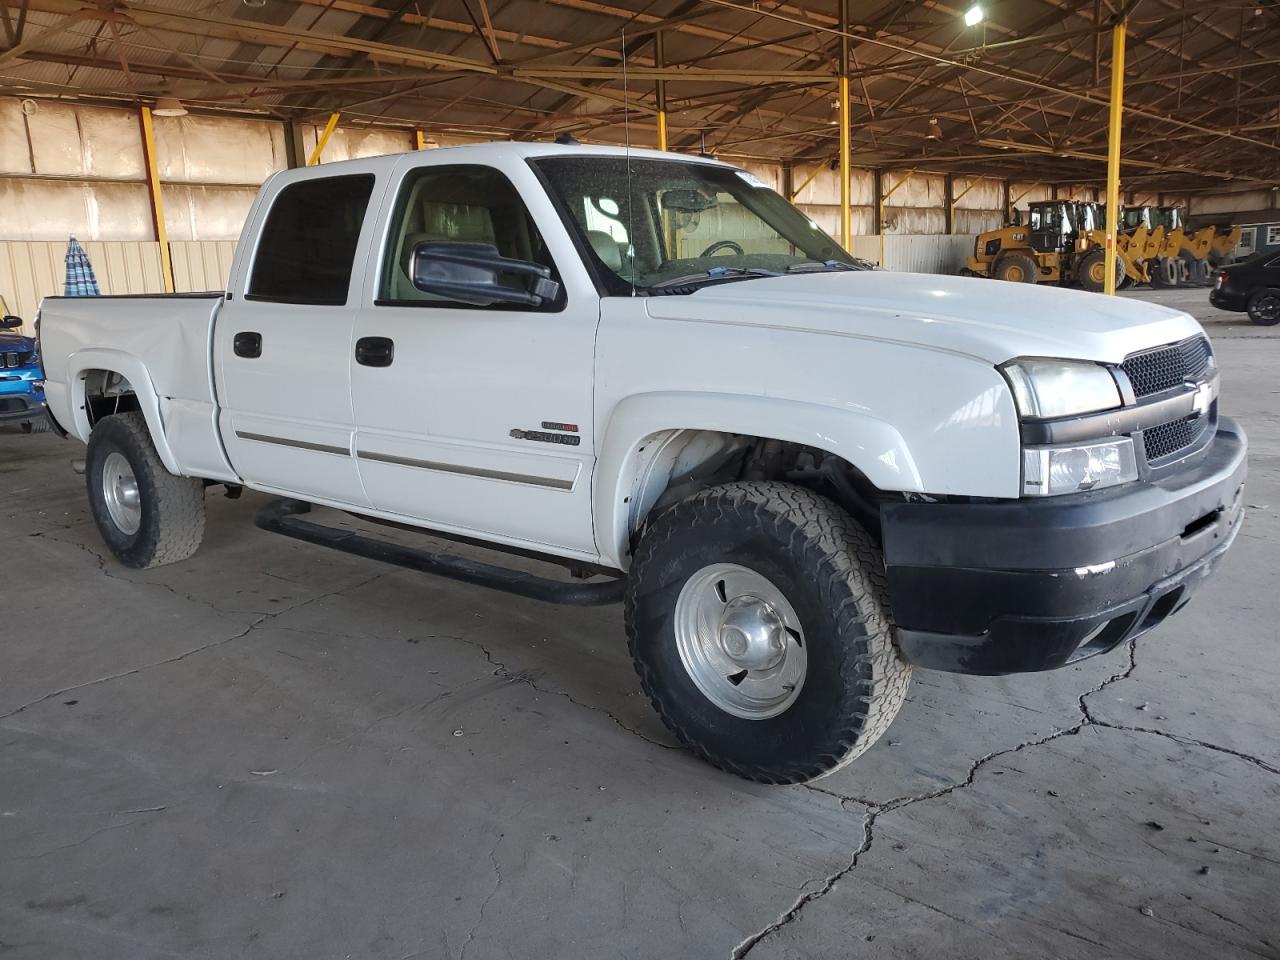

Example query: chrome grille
[1120,336,1213,398]
[4,352,20,368]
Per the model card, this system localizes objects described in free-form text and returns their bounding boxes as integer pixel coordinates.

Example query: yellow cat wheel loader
[964,200,1141,290]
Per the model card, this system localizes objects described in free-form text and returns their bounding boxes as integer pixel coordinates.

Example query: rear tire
[86,412,206,568]
[994,252,1038,284]
[625,482,911,784]
[1247,289,1280,326]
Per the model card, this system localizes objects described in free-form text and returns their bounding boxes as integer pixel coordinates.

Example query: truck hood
[642,270,1202,365]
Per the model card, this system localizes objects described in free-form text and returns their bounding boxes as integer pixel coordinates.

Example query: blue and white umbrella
[63,237,100,297]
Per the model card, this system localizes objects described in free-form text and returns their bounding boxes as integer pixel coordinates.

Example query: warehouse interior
[2,0,1279,957]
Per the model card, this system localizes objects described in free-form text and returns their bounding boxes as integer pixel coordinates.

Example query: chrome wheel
[673,563,807,720]
[101,451,142,536]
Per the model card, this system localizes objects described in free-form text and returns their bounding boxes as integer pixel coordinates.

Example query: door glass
[247,174,375,305]
[378,165,561,308]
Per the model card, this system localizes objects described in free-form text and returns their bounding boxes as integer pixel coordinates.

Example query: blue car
[1,314,47,432]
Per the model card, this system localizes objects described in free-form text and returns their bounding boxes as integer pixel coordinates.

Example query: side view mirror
[411,242,560,308]
[1,315,22,329]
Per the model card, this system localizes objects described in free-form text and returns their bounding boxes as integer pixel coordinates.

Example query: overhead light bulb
[152,96,188,117]
[963,4,984,26]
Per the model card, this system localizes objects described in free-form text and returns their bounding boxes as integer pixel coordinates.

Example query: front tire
[86,412,206,568]
[625,482,911,784]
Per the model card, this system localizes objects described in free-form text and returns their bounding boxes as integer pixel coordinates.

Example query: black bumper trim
[883,419,1246,675]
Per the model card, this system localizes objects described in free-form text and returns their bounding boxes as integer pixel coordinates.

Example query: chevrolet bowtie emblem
[1190,381,1214,418]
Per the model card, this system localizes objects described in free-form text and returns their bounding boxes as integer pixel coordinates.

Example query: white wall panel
[0,99,33,174]
[162,184,259,241]
[155,113,286,185]
[0,179,152,240]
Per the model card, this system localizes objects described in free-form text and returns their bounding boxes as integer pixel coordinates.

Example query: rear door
[215,167,380,507]
[349,156,598,556]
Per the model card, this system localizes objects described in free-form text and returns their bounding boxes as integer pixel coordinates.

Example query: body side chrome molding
[234,430,350,457]
[357,448,574,490]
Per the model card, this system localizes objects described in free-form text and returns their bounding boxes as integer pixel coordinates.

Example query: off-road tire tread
[87,412,205,568]
[625,482,911,784]
[994,252,1038,284]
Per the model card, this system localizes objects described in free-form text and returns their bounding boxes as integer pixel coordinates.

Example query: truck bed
[39,292,234,482]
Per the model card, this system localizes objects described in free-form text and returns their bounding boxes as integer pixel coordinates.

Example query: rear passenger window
[248,174,375,305]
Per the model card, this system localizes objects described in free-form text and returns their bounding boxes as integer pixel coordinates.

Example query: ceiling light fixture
[963,4,984,26]
[152,96,188,117]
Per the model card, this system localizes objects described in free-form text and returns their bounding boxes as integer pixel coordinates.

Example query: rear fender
[66,348,180,475]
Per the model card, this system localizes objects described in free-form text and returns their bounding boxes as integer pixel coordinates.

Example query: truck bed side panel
[40,293,237,482]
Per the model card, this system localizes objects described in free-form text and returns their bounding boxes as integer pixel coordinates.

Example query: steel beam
[308,113,341,165]
[837,0,851,249]
[1104,20,1125,296]
[138,105,174,294]
[654,31,667,151]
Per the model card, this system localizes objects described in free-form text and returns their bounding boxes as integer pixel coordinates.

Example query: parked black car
[1211,251,1280,326]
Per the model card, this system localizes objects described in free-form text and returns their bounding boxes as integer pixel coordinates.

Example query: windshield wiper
[646,265,781,293]
[785,259,866,273]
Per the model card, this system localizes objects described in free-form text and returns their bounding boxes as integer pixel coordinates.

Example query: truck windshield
[530,156,861,294]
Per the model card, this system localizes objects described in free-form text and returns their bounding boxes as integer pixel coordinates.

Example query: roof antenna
[621,28,636,296]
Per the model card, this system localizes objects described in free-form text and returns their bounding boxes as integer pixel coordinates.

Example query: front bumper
[882,418,1247,675]
[0,375,46,423]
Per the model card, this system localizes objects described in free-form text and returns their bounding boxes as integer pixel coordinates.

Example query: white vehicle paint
[38,142,1248,782]
[39,142,1210,570]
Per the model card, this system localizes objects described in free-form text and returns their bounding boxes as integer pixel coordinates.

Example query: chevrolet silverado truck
[1,314,47,432]
[37,144,1246,784]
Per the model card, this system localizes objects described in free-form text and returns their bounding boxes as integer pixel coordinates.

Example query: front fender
[64,348,181,475]
[591,391,923,568]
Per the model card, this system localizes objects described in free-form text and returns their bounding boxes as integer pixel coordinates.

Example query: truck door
[350,160,598,555]
[215,168,379,507]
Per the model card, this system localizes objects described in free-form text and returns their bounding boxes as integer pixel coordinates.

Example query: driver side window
[378,164,561,309]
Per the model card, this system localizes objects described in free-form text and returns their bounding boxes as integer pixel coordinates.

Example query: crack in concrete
[734,636,1280,957]
[455,634,680,751]
[458,836,503,960]
[0,569,391,723]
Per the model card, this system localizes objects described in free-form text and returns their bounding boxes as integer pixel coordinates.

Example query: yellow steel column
[307,112,341,166]
[1103,19,1126,295]
[414,129,428,150]
[139,105,174,294]
[654,31,668,151]
[837,0,851,249]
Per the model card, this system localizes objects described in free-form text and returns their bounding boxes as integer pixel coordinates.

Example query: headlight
[1023,438,1138,496]
[1002,359,1121,420]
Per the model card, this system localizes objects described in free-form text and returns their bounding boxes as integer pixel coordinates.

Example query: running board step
[255,498,624,607]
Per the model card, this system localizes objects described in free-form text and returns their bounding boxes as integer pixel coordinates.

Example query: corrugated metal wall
[847,235,975,274]
[170,240,239,293]
[0,240,165,326]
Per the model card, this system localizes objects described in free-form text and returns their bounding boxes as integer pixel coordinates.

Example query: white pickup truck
[39,143,1245,784]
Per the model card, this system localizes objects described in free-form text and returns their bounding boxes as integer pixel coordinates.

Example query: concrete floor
[2,288,1278,959]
